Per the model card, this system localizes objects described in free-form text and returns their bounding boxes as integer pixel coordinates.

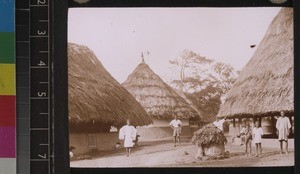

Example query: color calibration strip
[0,0,16,173]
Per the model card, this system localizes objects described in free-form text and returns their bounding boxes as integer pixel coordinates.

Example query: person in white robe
[276,111,292,154]
[119,119,137,157]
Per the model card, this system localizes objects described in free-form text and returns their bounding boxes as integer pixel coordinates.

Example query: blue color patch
[0,0,15,32]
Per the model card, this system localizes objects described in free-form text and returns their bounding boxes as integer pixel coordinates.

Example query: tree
[169,50,238,123]
[169,50,213,92]
[212,62,237,94]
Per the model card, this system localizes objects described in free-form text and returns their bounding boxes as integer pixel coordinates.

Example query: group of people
[238,110,292,157]
[118,116,183,157]
[118,110,292,158]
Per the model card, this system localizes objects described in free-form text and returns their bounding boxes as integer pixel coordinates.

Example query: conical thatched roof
[174,89,204,119]
[122,60,199,119]
[68,43,152,128]
[218,8,293,118]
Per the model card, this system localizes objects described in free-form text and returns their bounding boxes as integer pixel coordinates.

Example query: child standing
[239,123,246,146]
[252,121,264,157]
[242,123,252,156]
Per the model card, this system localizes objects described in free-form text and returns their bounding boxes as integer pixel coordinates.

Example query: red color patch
[0,95,15,126]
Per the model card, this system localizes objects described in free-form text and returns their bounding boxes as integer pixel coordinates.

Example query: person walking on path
[252,121,263,157]
[119,119,137,157]
[276,111,292,154]
[170,116,182,147]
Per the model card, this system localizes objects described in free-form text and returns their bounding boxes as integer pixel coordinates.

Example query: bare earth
[71,138,294,168]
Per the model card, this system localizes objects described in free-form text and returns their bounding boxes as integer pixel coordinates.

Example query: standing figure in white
[119,119,137,157]
[170,116,182,147]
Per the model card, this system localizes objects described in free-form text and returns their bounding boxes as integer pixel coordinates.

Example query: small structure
[217,8,294,138]
[68,43,152,155]
[191,124,227,158]
[122,57,200,140]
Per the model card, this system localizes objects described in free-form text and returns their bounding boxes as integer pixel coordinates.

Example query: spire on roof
[141,52,145,64]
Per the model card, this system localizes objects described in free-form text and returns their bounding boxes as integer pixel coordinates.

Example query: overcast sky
[68,7,280,84]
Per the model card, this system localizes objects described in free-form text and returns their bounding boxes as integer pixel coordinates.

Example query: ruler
[16,0,53,174]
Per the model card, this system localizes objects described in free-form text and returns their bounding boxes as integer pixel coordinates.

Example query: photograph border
[53,0,299,174]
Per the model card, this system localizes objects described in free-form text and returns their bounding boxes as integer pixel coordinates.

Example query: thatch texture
[174,90,203,119]
[122,61,199,119]
[68,43,152,128]
[191,123,227,147]
[218,8,293,118]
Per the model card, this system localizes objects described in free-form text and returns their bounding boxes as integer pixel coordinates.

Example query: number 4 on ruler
[38,61,46,66]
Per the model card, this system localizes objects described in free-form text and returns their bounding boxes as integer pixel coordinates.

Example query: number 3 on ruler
[37,0,47,5]
[38,30,46,35]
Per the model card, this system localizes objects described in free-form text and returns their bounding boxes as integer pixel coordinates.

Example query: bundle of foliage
[191,123,227,147]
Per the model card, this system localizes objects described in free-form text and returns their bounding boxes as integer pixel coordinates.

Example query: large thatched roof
[122,60,199,119]
[218,8,293,118]
[68,43,152,128]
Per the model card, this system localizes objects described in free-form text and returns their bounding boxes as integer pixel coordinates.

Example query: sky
[68,7,281,84]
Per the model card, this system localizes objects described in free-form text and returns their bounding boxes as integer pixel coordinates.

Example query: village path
[71,138,294,168]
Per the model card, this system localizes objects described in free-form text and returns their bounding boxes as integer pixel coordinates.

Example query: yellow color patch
[0,64,15,95]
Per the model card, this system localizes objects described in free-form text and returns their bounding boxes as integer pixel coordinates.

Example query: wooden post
[289,116,293,134]
[271,116,276,137]
[233,118,236,127]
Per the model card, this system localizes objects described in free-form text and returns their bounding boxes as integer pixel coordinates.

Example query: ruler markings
[39,51,49,53]
[30,128,49,130]
[39,144,49,146]
[30,159,48,162]
[17,41,30,43]
[16,9,30,11]
[30,97,49,99]
[17,56,30,59]
[30,66,49,69]
[30,35,48,38]
[29,5,48,7]
[29,1,52,173]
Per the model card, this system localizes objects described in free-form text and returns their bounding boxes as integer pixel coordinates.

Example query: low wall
[70,132,119,155]
[137,126,193,141]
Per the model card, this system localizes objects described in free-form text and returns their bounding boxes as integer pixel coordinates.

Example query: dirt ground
[70,137,294,168]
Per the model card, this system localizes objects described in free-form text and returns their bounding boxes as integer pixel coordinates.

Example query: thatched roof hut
[122,60,199,120]
[191,124,227,157]
[68,43,152,130]
[218,8,293,119]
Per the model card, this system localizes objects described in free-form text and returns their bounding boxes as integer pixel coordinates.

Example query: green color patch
[0,32,15,64]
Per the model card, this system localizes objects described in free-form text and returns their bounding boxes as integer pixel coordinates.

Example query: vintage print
[68,7,294,167]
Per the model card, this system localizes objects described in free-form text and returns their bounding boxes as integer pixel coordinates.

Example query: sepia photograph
[67,7,294,167]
